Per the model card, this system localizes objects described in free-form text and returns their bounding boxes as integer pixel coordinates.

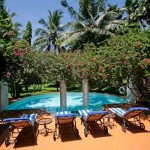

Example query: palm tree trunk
[60,80,67,110]
[82,78,89,108]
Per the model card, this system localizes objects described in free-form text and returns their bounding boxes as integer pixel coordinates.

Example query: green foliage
[124,0,150,26]
[34,10,63,52]
[0,0,14,80]
[60,0,124,50]
[23,21,32,45]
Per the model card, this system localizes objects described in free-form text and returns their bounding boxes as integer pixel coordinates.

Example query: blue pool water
[5,92,127,112]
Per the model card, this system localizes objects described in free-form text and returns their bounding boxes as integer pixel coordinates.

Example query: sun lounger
[108,107,149,132]
[78,110,109,137]
[3,113,37,146]
[53,111,79,141]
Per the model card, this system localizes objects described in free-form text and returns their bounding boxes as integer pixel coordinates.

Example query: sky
[5,0,125,42]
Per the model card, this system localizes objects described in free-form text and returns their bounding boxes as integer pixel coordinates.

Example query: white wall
[0,82,8,111]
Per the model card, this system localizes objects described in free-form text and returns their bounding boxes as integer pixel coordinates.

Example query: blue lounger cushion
[3,114,37,126]
[21,114,37,126]
[109,107,149,117]
[109,108,126,117]
[55,111,76,118]
[124,107,149,116]
[78,110,108,121]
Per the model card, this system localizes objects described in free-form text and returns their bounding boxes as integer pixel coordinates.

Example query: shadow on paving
[13,124,39,148]
[57,126,82,142]
[114,117,150,134]
[87,121,112,138]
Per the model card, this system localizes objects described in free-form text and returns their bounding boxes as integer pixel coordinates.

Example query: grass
[9,84,82,100]
[9,84,59,100]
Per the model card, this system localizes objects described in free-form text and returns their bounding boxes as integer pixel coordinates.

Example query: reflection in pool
[5,92,127,112]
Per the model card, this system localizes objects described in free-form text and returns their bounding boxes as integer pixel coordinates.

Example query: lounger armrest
[55,113,76,118]
[55,111,76,118]
[3,118,31,125]
[88,111,108,115]
[124,107,149,116]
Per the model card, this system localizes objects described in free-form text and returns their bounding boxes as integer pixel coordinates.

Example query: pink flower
[14,52,19,56]
[99,66,105,71]
[19,52,24,57]
[145,58,150,64]
[23,61,27,64]
[91,58,97,63]
[123,61,129,65]
[101,74,108,78]
[6,72,11,77]
[140,64,145,69]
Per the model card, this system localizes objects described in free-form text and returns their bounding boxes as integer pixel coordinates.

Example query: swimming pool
[5,92,127,112]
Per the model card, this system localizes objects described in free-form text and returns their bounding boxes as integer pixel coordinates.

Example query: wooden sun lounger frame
[4,119,36,147]
[109,108,146,132]
[53,116,79,141]
[80,114,108,137]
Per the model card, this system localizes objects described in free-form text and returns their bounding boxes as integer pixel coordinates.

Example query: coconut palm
[34,10,63,52]
[123,0,150,27]
[60,0,124,50]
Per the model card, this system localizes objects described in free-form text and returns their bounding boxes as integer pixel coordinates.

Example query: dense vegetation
[1,0,150,103]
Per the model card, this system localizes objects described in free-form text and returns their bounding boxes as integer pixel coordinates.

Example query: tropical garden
[1,0,150,108]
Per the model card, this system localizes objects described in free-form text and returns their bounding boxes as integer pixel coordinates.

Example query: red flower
[91,58,97,63]
[145,58,150,64]
[140,64,145,69]
[28,49,32,53]
[134,42,141,48]
[19,52,24,57]
[23,61,27,64]
[14,52,19,56]
[6,72,11,77]
[101,74,108,78]
[99,66,105,71]
[123,61,129,65]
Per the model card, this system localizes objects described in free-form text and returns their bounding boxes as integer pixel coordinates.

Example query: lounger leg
[5,126,14,147]
[53,124,57,141]
[84,122,89,137]
[122,119,127,132]
[135,116,145,130]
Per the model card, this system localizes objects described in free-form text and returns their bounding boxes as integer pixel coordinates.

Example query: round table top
[37,118,52,125]
[105,113,116,118]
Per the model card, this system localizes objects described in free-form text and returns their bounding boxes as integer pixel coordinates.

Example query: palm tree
[34,10,63,53]
[60,0,124,50]
[123,0,150,27]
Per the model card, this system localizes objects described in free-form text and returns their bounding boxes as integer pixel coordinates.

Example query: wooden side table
[37,118,52,136]
[104,113,116,128]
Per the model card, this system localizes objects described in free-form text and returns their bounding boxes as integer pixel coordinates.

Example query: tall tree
[0,0,13,80]
[23,21,32,45]
[124,0,150,27]
[34,10,63,52]
[60,0,124,50]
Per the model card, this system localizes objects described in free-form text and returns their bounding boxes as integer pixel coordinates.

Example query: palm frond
[61,32,83,47]
[61,0,79,19]
[35,28,49,37]
[38,18,50,30]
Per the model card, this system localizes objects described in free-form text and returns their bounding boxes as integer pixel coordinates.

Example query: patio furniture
[37,118,52,136]
[3,113,37,146]
[108,107,149,132]
[53,111,79,141]
[104,113,116,128]
[78,110,109,137]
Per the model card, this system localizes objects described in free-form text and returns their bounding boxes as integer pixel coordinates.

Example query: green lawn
[9,84,59,99]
